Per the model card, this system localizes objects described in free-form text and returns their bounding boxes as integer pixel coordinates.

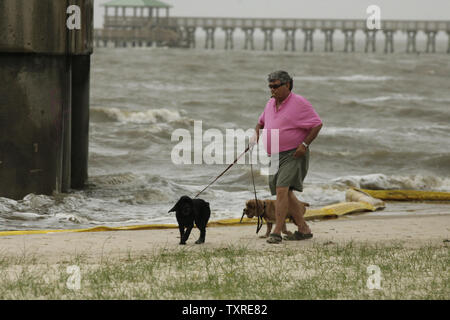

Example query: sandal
[266,233,282,244]
[283,231,313,241]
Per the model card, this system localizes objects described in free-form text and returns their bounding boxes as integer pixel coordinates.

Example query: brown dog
[242,199,310,238]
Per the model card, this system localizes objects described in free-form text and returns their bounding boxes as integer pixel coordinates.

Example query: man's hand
[249,124,262,150]
[249,134,258,150]
[293,144,307,158]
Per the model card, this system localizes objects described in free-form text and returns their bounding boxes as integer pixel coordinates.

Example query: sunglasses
[268,82,286,89]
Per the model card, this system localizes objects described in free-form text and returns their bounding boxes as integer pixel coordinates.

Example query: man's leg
[288,190,311,234]
[272,187,290,235]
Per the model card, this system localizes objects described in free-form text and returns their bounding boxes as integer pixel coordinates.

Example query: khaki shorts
[269,148,309,196]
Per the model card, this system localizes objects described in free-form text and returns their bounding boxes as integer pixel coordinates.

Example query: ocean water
[1,47,449,230]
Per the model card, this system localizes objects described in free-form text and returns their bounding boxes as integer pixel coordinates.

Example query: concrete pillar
[322,29,334,52]
[303,29,314,52]
[0,55,71,198]
[383,30,395,53]
[71,56,90,189]
[365,30,377,53]
[283,28,296,51]
[223,27,235,50]
[425,31,437,53]
[262,28,274,51]
[343,29,356,52]
[448,32,450,54]
[0,0,93,199]
[131,8,137,47]
[242,28,255,50]
[61,59,72,193]
[204,27,216,49]
[184,27,196,48]
[406,30,417,53]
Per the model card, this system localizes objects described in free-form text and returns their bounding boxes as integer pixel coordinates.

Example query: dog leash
[194,145,250,199]
[250,160,264,234]
[194,144,263,234]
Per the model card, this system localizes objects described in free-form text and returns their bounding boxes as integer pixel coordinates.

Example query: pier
[94,1,450,53]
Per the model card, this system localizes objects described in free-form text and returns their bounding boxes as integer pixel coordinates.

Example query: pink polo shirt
[258,92,322,155]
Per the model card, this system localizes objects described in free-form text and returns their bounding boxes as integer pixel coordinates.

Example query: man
[252,71,322,244]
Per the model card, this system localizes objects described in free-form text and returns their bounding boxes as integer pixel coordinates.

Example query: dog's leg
[282,222,293,236]
[195,226,206,244]
[182,226,193,244]
[179,225,186,245]
[261,223,272,238]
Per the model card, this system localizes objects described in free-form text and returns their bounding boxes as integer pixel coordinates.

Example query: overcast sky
[94,0,450,28]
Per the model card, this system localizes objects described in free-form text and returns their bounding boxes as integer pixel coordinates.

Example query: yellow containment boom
[359,189,450,201]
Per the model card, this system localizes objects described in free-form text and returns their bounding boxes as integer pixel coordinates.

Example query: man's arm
[254,123,264,142]
[293,123,322,158]
[250,123,264,147]
[303,123,322,146]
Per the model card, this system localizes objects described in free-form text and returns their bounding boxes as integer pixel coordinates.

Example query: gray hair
[267,70,293,90]
[267,70,292,83]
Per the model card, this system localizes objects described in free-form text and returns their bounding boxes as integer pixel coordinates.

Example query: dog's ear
[168,196,192,213]
[168,197,184,213]
[168,201,179,213]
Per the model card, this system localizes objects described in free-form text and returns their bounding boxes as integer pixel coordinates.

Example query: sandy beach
[1,206,449,300]
[1,211,448,264]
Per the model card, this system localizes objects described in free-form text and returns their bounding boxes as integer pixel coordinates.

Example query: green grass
[0,242,448,299]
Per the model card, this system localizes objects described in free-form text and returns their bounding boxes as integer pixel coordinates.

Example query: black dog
[168,196,211,245]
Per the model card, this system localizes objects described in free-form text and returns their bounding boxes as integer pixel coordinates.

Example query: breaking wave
[91,107,186,124]
[294,75,397,82]
[332,173,450,191]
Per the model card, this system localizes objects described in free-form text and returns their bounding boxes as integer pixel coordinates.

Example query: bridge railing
[103,16,450,32]
[168,17,450,32]
[104,16,173,28]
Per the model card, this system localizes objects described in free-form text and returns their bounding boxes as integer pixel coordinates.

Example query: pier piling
[302,29,315,52]
[223,27,235,50]
[406,30,417,53]
[262,28,275,51]
[0,0,93,199]
[384,30,395,53]
[204,27,216,49]
[242,28,255,50]
[426,31,437,53]
[323,29,334,52]
[283,28,296,51]
[343,29,356,52]
[365,29,378,53]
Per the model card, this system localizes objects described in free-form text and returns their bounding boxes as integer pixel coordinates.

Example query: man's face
[269,80,290,101]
